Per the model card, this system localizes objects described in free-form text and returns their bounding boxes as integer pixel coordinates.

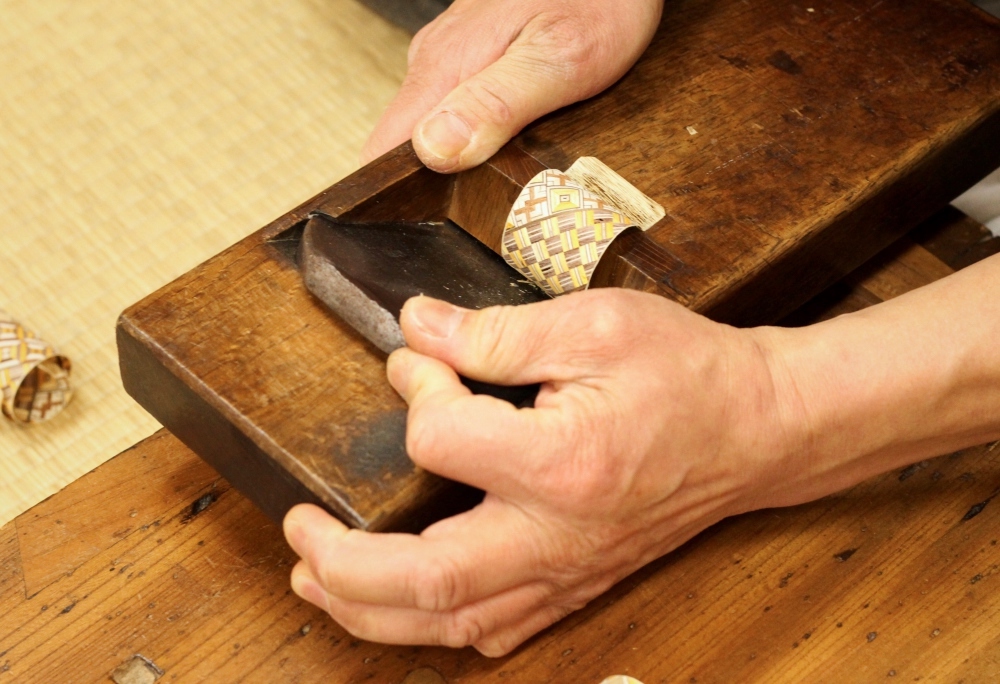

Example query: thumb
[411,20,612,173]
[399,294,616,384]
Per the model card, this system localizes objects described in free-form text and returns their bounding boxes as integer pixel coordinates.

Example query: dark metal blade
[300,214,546,406]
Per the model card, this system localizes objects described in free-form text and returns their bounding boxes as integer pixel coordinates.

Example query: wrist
[747,311,927,510]
[743,277,1000,512]
[716,324,823,513]
[741,321,854,509]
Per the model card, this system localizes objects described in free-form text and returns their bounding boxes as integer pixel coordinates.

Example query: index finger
[388,347,563,494]
[283,497,553,613]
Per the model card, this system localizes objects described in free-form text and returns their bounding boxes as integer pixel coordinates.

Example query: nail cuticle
[418,110,472,164]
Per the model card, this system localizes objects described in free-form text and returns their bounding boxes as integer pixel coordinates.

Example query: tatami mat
[0,0,410,525]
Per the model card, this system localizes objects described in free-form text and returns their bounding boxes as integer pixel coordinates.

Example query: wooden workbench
[9,2,1000,679]
[4,211,1000,683]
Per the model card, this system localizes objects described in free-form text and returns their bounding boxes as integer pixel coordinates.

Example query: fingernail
[385,349,411,386]
[292,573,328,608]
[283,517,304,553]
[417,111,471,164]
[409,297,464,339]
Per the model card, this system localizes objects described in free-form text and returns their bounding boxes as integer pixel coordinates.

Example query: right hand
[284,290,793,656]
[360,0,665,172]
[285,251,1000,657]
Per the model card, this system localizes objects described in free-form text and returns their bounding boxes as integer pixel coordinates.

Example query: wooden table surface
[5,213,1000,683]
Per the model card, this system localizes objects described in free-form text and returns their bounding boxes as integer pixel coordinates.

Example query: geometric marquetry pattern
[502,169,634,297]
[0,310,72,423]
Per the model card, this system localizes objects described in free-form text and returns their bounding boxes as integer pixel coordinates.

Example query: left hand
[283,289,794,656]
[360,0,664,172]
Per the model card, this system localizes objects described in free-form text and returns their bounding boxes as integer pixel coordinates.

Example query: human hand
[284,289,796,656]
[360,0,665,172]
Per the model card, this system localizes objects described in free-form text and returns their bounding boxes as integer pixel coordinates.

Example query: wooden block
[10,216,1000,680]
[118,0,1000,531]
[356,0,451,33]
[847,238,956,302]
[913,204,1000,271]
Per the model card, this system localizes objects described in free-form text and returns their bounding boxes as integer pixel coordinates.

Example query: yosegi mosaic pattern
[0,310,72,423]
[502,169,635,297]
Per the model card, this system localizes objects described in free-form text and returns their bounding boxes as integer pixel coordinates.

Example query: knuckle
[459,76,515,127]
[474,306,520,366]
[406,8,461,66]
[570,449,624,504]
[324,597,376,640]
[410,555,464,612]
[475,605,573,657]
[582,293,631,347]
[525,14,600,80]
[439,611,486,649]
[407,23,434,65]
[474,639,511,658]
[407,35,426,67]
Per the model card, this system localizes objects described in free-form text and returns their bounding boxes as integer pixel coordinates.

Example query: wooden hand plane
[118,0,1000,531]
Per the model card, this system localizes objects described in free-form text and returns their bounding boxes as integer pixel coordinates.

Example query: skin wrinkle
[456,71,517,127]
[427,563,562,641]
[463,304,529,379]
[441,606,487,648]
[518,14,598,87]
[411,550,468,613]
[477,604,571,655]
[728,327,806,512]
[541,410,615,505]
[493,500,577,581]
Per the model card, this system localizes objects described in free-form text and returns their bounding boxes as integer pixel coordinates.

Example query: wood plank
[10,223,1000,679]
[848,239,956,303]
[118,0,1000,531]
[0,524,24,626]
[3,436,999,681]
[914,204,1000,270]
[15,437,221,598]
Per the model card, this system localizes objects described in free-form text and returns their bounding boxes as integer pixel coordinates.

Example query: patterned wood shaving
[502,169,640,297]
[0,310,72,424]
[564,157,665,230]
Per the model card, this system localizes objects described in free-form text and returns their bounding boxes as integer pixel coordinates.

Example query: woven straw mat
[0,0,410,525]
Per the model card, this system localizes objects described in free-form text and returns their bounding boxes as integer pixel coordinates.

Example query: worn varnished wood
[119,0,1000,531]
[14,440,220,599]
[12,221,1000,681]
[517,0,1000,324]
[914,204,1000,271]
[356,0,450,34]
[447,145,547,254]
